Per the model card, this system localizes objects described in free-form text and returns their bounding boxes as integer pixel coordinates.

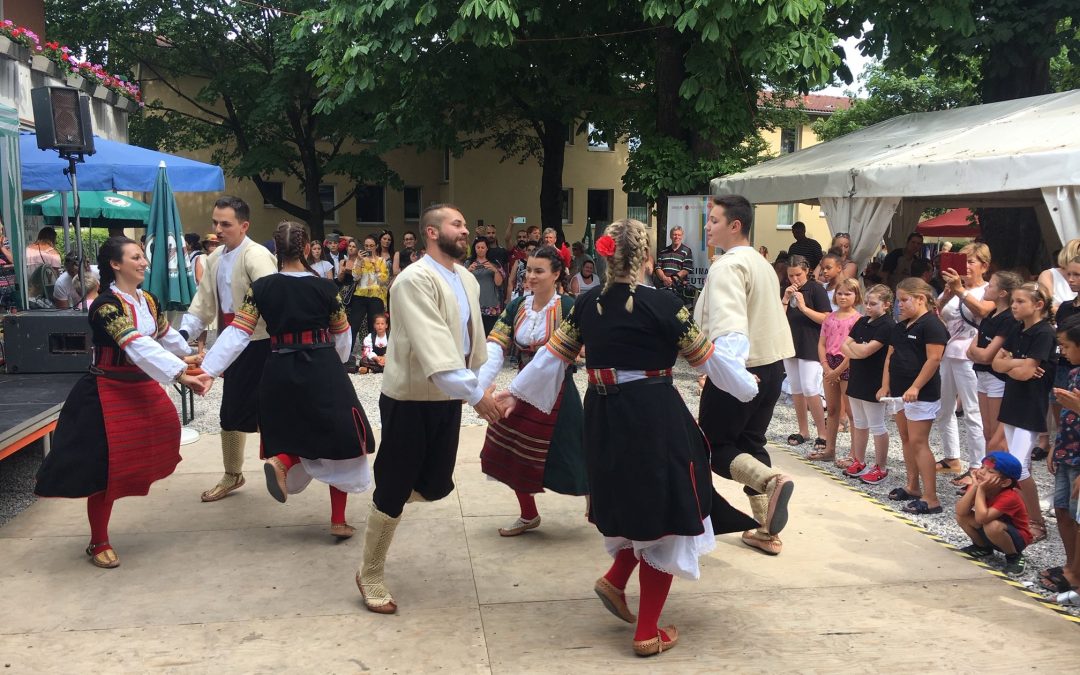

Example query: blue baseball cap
[983,451,1022,482]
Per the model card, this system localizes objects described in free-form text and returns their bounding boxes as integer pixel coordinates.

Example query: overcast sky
[816,34,877,98]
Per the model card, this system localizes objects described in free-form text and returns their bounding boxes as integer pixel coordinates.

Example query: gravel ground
[7,356,1076,612]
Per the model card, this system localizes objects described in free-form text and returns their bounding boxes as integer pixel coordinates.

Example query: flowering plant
[1,20,41,50]
[595,235,616,257]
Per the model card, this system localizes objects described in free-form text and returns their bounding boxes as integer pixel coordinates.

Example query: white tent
[710,89,1080,265]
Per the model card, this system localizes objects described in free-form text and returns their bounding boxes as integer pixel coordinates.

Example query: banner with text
[666,195,714,289]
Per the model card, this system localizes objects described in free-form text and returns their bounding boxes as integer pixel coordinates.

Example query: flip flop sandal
[950,470,973,487]
[787,434,806,446]
[1040,570,1072,593]
[813,437,827,451]
[835,456,855,469]
[806,450,836,462]
[888,487,921,501]
[1041,566,1065,579]
[1032,446,1049,461]
[903,499,943,515]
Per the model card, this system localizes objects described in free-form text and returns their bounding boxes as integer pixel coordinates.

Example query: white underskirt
[603,516,716,581]
[284,456,372,494]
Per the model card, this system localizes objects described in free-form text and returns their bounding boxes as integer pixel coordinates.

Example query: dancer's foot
[263,458,288,503]
[356,570,397,614]
[201,472,245,502]
[741,530,782,555]
[330,522,355,539]
[633,626,679,657]
[763,474,794,535]
[86,542,120,569]
[498,515,541,537]
[594,577,636,623]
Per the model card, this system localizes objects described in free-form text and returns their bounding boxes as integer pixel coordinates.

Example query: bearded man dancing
[357,203,506,613]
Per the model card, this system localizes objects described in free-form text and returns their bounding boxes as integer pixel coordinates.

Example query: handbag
[340,276,358,307]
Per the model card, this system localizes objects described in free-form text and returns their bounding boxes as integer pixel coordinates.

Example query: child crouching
[955,451,1033,575]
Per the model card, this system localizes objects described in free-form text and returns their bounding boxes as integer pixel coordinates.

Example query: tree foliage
[46,0,395,238]
[811,60,980,142]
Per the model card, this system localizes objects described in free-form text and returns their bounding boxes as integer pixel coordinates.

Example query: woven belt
[271,329,332,352]
[89,365,153,382]
[587,375,672,396]
[586,367,673,396]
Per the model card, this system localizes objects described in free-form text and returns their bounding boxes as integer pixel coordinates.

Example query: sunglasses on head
[834,232,849,238]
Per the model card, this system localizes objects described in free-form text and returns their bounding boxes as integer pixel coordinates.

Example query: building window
[403,186,422,222]
[561,188,573,224]
[442,148,450,183]
[565,122,575,145]
[587,123,611,151]
[627,192,648,223]
[262,181,284,208]
[319,184,337,224]
[355,185,386,224]
[780,128,799,155]
[777,203,795,229]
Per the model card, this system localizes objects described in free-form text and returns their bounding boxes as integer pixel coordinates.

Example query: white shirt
[216,237,251,313]
[421,254,472,355]
[420,254,484,405]
[939,283,986,360]
[109,283,191,383]
[362,333,389,359]
[53,265,100,305]
[311,260,334,279]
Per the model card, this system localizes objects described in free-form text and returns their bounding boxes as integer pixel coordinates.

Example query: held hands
[183,352,204,367]
[181,372,213,396]
[493,389,518,418]
[473,384,510,424]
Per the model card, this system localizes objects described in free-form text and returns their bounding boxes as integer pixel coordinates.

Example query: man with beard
[357,203,506,614]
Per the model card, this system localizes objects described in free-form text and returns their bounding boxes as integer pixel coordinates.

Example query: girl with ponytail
[199,221,377,540]
[499,217,761,656]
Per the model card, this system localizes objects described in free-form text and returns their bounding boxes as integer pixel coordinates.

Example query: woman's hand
[875,387,888,401]
[183,352,204,366]
[902,386,920,403]
[942,267,964,294]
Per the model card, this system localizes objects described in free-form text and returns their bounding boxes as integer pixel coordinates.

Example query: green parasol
[23,190,150,222]
[143,161,196,310]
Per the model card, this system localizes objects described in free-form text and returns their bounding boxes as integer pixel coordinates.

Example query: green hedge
[55,231,112,260]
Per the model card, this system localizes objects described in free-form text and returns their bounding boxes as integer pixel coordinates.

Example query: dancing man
[357,203,506,614]
[695,194,797,555]
[179,196,278,502]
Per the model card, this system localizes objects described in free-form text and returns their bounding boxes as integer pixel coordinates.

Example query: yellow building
[749,94,852,258]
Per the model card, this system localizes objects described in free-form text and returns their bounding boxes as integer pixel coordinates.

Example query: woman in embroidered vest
[477,245,587,537]
[197,221,376,540]
[498,219,758,657]
[34,237,205,569]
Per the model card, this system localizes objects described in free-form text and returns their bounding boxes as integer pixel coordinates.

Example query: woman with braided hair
[197,221,376,539]
[498,218,759,657]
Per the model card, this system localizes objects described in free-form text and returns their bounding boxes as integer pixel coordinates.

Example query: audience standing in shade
[466,237,505,335]
[787,221,823,270]
[882,232,927,288]
[307,240,335,279]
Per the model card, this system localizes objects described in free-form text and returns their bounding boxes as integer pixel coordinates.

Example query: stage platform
[0,372,81,461]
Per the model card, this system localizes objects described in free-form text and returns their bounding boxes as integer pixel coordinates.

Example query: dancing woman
[500,218,758,656]
[34,237,205,568]
[199,221,376,539]
[477,245,587,536]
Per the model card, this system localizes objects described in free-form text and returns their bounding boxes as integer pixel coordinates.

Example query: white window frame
[561,188,573,224]
[780,127,800,155]
[403,186,422,222]
[586,123,612,152]
[776,203,795,229]
[319,184,338,224]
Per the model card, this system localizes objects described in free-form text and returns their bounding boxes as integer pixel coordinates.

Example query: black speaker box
[2,311,92,374]
[31,87,96,155]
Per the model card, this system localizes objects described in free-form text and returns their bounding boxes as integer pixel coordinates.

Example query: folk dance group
[34,196,796,657]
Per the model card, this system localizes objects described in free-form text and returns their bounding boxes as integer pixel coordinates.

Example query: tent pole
[62,153,88,313]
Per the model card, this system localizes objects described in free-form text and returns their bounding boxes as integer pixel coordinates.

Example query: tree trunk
[303,174,326,241]
[653,27,691,239]
[539,118,567,243]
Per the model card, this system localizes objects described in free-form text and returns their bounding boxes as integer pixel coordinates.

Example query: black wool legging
[347,295,385,363]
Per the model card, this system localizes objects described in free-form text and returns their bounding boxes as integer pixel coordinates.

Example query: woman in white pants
[935,243,996,474]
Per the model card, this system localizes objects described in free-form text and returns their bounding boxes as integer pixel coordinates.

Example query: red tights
[273,454,348,524]
[515,491,539,520]
[87,492,114,550]
[603,548,674,642]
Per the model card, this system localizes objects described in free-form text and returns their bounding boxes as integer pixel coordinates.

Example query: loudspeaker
[31,87,96,155]
[2,311,92,374]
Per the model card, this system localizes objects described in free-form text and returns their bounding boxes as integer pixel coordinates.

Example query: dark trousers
[346,296,385,364]
[698,360,785,496]
[373,395,463,517]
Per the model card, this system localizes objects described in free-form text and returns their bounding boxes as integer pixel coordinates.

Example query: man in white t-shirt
[53,254,100,309]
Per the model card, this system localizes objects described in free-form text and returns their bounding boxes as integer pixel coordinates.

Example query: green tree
[46,0,395,239]
[811,60,980,142]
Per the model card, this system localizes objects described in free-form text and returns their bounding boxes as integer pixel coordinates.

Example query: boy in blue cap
[955,451,1033,575]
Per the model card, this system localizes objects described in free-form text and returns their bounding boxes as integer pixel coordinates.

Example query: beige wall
[750,122,833,259]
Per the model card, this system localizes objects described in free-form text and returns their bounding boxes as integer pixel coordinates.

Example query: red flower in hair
[558,243,572,269]
[595,235,616,257]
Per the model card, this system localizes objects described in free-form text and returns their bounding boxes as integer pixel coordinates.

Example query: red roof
[759,92,853,115]
[916,209,981,238]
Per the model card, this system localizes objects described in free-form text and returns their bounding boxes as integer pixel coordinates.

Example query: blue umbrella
[144,161,196,310]
[19,132,225,192]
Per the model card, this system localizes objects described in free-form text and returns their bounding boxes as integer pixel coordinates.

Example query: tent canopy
[24,190,150,222]
[711,89,1080,265]
[916,209,980,238]
[19,133,225,192]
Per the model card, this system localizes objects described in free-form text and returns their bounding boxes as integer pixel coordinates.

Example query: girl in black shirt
[840,284,896,483]
[965,271,1022,487]
[782,255,832,451]
[879,278,948,514]
[993,282,1056,541]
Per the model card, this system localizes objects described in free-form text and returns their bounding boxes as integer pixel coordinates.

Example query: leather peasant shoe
[86,542,120,569]
[594,577,636,623]
[201,472,245,502]
[330,522,356,539]
[741,529,783,555]
[633,626,679,657]
[263,458,289,503]
[498,515,541,537]
[356,571,397,614]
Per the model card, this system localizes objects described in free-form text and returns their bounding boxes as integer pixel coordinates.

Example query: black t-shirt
[785,279,832,360]
[973,308,1019,379]
[999,319,1057,432]
[888,312,949,400]
[847,314,895,402]
[1056,301,1080,358]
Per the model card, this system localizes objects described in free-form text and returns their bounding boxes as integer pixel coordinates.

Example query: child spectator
[1045,317,1080,592]
[878,278,948,514]
[993,282,1055,542]
[359,314,389,374]
[955,451,1032,575]
[964,271,1023,489]
[841,284,896,482]
[818,277,862,464]
[818,251,844,310]
[782,254,832,453]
